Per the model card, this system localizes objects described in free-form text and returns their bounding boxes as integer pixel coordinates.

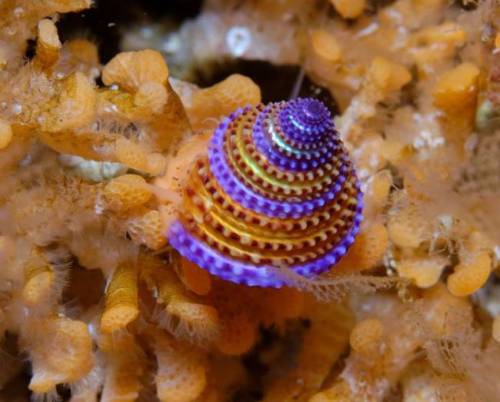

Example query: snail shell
[169,98,363,287]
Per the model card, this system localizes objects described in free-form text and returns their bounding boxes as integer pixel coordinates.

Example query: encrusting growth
[154,331,207,402]
[99,332,146,402]
[21,247,57,307]
[102,174,153,213]
[25,316,93,394]
[101,261,139,334]
[0,0,499,401]
[36,19,61,68]
[187,74,262,130]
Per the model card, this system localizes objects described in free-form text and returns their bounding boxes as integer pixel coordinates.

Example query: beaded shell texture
[169,98,363,287]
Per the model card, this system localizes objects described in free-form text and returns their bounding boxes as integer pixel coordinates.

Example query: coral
[334,222,388,274]
[99,332,146,402]
[102,49,169,92]
[387,190,432,249]
[187,74,262,131]
[310,29,342,65]
[36,19,61,69]
[0,0,500,401]
[433,62,480,115]
[140,254,220,345]
[397,255,449,288]
[330,0,366,19]
[102,174,153,213]
[338,56,411,137]
[100,260,139,334]
[446,231,492,297]
[262,297,354,402]
[154,331,207,402]
[0,119,12,150]
[215,311,257,356]
[127,209,168,250]
[179,258,212,296]
[24,316,93,395]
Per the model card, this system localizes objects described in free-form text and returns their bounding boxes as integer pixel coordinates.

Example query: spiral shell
[169,98,363,287]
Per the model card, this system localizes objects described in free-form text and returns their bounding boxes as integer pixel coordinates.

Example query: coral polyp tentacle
[168,98,363,287]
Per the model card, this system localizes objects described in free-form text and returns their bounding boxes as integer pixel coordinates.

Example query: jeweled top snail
[169,98,363,287]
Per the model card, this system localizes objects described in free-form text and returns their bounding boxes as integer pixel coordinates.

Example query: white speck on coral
[4,26,16,36]
[226,26,251,57]
[394,26,409,49]
[412,112,445,150]
[384,8,402,24]
[11,103,22,115]
[162,34,181,53]
[19,155,33,167]
[413,131,444,149]
[438,214,453,231]
[94,200,104,215]
[13,7,24,17]
[356,22,379,38]
[465,133,478,153]
[59,154,83,167]
[87,322,98,340]
[369,154,379,168]
[494,246,500,266]
[358,169,371,182]
[110,84,119,91]
[56,72,65,79]
[384,247,397,269]
[90,67,100,80]
[103,275,112,293]
[140,27,155,39]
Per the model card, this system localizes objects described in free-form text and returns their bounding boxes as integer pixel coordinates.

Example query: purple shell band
[253,106,339,171]
[209,115,349,218]
[279,98,333,139]
[269,102,335,152]
[169,209,362,288]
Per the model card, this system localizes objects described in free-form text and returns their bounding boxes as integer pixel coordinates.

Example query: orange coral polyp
[180,257,212,296]
[1,1,499,400]
[101,261,139,333]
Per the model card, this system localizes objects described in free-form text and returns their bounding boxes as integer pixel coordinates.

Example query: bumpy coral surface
[0,0,500,402]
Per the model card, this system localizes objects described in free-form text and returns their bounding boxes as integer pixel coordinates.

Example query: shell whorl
[169,98,363,287]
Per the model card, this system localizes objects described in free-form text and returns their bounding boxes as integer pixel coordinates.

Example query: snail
[168,98,363,287]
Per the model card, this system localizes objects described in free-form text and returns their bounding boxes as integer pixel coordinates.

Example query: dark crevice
[24,38,36,61]
[58,0,203,63]
[57,0,340,111]
[192,58,340,113]
[194,59,301,103]
[367,0,398,12]
[457,0,479,11]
